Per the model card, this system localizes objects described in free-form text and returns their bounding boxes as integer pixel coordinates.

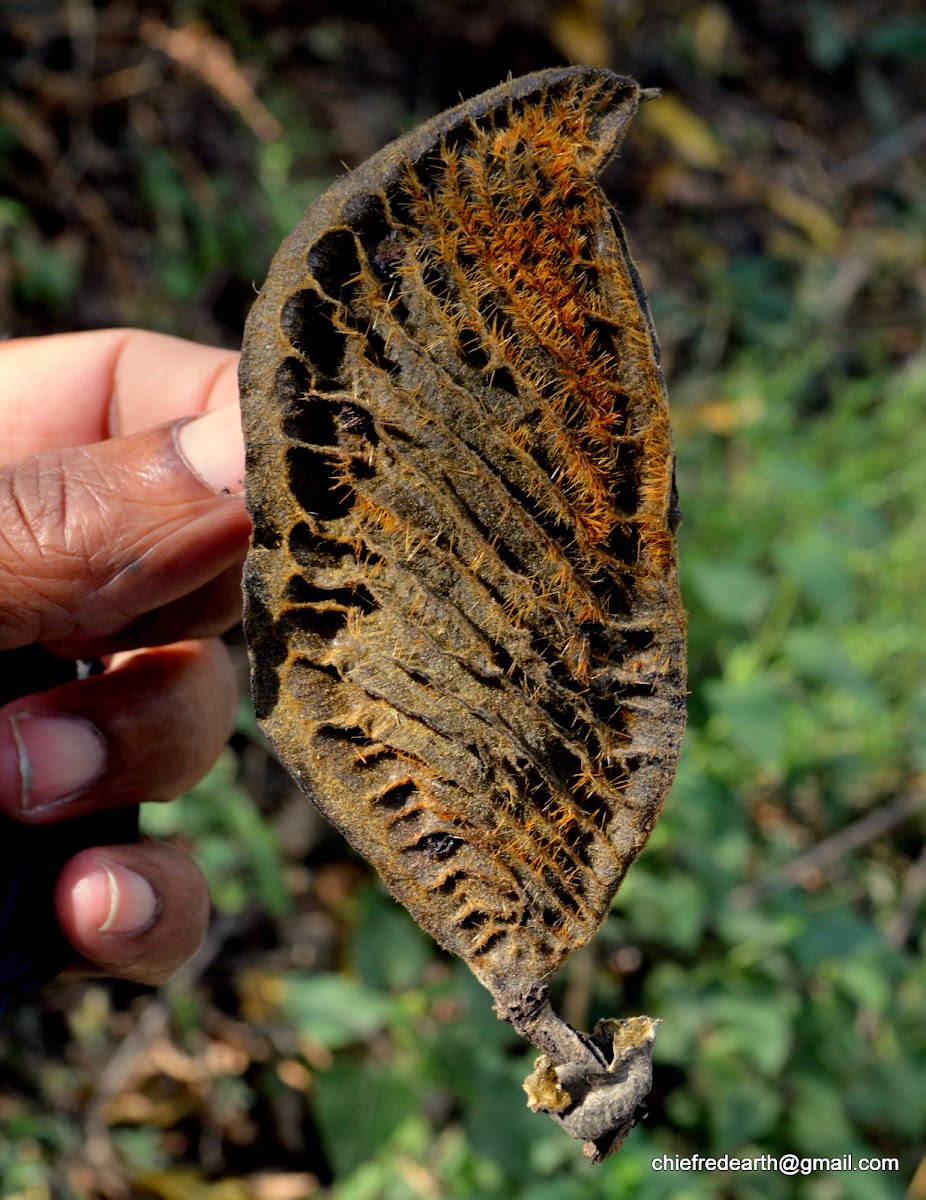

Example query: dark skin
[0,329,250,985]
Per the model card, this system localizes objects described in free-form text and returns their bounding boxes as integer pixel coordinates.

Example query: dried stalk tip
[240,64,685,1161]
[524,1017,659,1163]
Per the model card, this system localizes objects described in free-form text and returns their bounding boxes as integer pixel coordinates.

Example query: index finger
[0,330,239,465]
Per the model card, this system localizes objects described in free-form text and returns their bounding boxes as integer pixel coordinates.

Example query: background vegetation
[1,1,924,1197]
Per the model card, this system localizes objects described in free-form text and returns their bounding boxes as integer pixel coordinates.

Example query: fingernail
[72,862,159,935]
[10,714,107,812]
[175,405,246,495]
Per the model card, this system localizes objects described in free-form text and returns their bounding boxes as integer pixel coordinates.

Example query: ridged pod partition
[240,66,686,1160]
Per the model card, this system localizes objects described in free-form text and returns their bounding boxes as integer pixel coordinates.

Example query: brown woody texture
[240,66,686,1160]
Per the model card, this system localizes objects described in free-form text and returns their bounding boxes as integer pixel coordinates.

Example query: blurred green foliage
[141,740,291,921]
[0,1,923,1198]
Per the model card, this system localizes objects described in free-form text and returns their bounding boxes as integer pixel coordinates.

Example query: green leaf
[845,1055,926,1140]
[701,1063,781,1147]
[705,991,796,1076]
[773,529,855,621]
[10,228,82,308]
[791,912,881,972]
[706,673,788,770]
[613,870,708,952]
[689,560,770,625]
[781,627,865,690]
[828,955,891,1013]
[351,884,433,992]
[866,17,926,60]
[788,1074,854,1153]
[461,1057,550,1178]
[279,972,395,1050]
[312,1062,426,1178]
[141,749,290,918]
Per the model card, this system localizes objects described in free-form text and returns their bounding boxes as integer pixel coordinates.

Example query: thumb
[0,405,249,649]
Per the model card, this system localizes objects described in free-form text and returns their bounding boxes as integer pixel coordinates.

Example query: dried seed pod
[240,65,686,1161]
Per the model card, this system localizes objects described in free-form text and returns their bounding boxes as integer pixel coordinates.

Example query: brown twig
[731,786,926,907]
[884,837,926,949]
[140,17,282,142]
[80,912,241,1197]
[832,112,926,188]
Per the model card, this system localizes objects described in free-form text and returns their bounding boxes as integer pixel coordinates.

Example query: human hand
[0,329,251,987]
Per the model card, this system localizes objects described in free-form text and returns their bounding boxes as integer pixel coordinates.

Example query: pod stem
[495,984,659,1164]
